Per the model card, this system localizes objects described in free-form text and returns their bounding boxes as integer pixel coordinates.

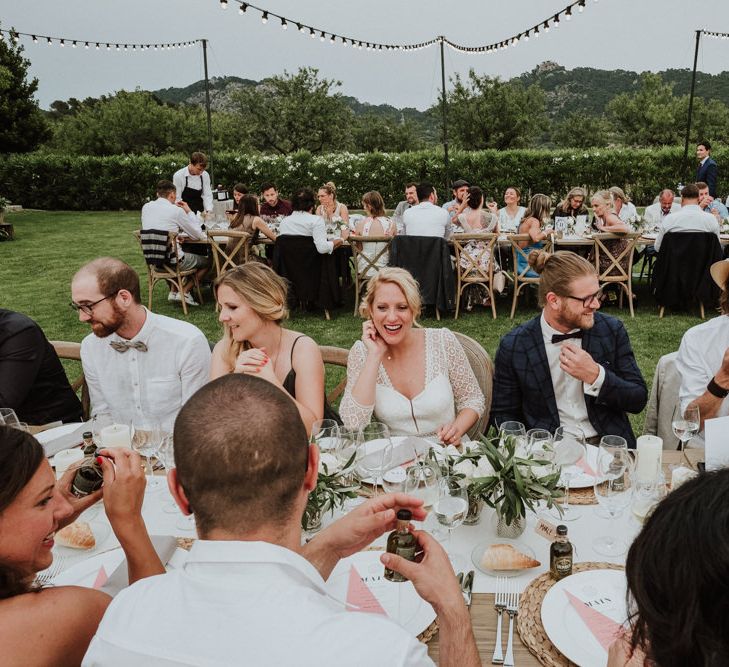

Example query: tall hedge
[1,147,723,210]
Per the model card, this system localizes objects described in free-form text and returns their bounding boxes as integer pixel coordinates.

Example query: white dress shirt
[279,211,334,254]
[141,197,206,258]
[80,309,211,431]
[617,202,638,223]
[83,540,432,667]
[643,201,681,228]
[173,166,213,212]
[654,204,721,251]
[676,315,729,433]
[403,202,451,238]
[540,313,606,439]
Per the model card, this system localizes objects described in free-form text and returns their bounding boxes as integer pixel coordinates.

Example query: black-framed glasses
[565,289,603,308]
[70,291,118,316]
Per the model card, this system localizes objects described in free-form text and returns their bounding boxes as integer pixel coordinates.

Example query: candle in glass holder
[635,435,662,481]
[100,423,132,448]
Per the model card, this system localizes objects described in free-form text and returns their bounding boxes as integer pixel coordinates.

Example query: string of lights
[0,28,198,51]
[702,30,729,40]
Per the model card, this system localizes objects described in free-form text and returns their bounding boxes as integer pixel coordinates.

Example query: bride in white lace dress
[340,268,485,444]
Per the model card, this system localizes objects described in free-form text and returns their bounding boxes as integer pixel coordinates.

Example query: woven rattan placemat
[516,561,624,666]
[556,486,597,505]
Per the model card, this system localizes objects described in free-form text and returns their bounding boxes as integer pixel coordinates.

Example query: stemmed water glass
[526,428,552,455]
[433,476,469,570]
[672,404,700,452]
[356,422,393,496]
[498,421,526,447]
[132,418,165,492]
[156,434,181,515]
[0,408,20,427]
[404,460,441,509]
[550,426,587,521]
[593,447,633,556]
[311,419,340,454]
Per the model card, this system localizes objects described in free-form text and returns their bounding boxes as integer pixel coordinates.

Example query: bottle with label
[71,457,105,498]
[550,524,573,580]
[81,431,97,459]
[384,509,417,582]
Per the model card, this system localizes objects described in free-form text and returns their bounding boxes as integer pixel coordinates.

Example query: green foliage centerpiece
[302,452,359,533]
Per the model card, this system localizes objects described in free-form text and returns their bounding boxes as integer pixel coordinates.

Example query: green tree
[444,71,547,150]
[229,67,353,154]
[350,114,424,153]
[550,111,611,148]
[0,28,51,153]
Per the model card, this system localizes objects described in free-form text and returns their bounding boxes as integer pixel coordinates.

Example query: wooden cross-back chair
[451,233,498,320]
[319,345,349,406]
[592,232,641,318]
[50,340,90,420]
[207,229,251,277]
[507,234,554,319]
[348,235,393,315]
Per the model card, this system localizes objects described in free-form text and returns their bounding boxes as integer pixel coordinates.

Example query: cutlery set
[492,576,520,666]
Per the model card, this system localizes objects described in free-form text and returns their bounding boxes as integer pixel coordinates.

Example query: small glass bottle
[384,509,417,582]
[550,524,573,580]
[71,457,104,498]
[81,431,97,458]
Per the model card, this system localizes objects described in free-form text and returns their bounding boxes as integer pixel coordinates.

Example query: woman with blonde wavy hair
[210,263,331,434]
[316,181,350,231]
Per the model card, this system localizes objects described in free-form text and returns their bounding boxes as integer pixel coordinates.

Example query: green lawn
[1,210,712,434]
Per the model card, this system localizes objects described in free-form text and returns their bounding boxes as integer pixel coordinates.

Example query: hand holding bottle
[56,464,104,531]
[97,448,147,536]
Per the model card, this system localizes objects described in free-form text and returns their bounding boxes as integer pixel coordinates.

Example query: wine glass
[672,404,700,452]
[550,426,587,521]
[0,408,20,427]
[132,418,164,492]
[593,447,633,556]
[498,421,526,447]
[404,460,441,509]
[356,422,393,496]
[433,476,469,570]
[310,419,340,454]
[527,428,552,456]
[156,434,181,515]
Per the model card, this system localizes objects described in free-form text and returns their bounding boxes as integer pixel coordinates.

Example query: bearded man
[491,250,647,447]
[71,258,211,430]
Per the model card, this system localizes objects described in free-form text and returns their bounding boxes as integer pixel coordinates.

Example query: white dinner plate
[55,521,111,558]
[541,569,627,667]
[471,539,540,578]
[324,550,435,636]
[560,444,600,489]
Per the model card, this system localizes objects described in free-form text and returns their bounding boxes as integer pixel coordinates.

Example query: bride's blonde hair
[359,267,422,320]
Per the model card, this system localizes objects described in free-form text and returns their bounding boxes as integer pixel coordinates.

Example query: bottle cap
[557,525,568,535]
[83,431,93,439]
[396,509,412,521]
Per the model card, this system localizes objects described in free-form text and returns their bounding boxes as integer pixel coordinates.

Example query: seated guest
[210,263,334,434]
[259,182,293,218]
[697,181,729,222]
[441,179,470,224]
[225,182,249,218]
[654,183,720,252]
[589,190,630,276]
[498,186,526,232]
[0,426,163,666]
[85,374,479,667]
[172,151,213,215]
[492,250,647,447]
[0,308,83,425]
[229,194,277,248]
[392,182,419,231]
[316,181,350,231]
[340,268,484,443]
[71,258,211,431]
[351,190,397,279]
[516,193,553,278]
[675,258,729,436]
[141,179,210,306]
[279,187,346,255]
[609,186,638,223]
[553,187,589,220]
[643,189,680,228]
[402,182,451,238]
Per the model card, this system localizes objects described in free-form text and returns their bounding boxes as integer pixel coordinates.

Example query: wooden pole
[201,39,215,187]
[439,37,450,193]
[681,30,702,183]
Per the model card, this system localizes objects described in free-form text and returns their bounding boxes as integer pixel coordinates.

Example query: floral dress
[456,209,499,275]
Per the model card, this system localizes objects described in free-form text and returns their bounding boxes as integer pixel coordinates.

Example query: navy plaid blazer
[491,312,647,447]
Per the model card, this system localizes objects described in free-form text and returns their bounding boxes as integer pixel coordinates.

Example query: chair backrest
[49,340,90,420]
[319,345,349,405]
[273,235,325,306]
[451,233,497,283]
[452,332,494,440]
[207,229,250,276]
[592,232,641,283]
[349,235,393,281]
[134,229,184,278]
[507,234,553,283]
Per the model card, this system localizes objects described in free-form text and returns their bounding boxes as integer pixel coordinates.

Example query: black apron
[181,175,205,213]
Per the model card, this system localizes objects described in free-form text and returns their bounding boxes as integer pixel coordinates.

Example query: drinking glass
[404,460,441,509]
[550,426,587,521]
[335,428,358,482]
[498,421,526,447]
[0,408,20,427]
[310,419,340,454]
[527,428,553,455]
[356,423,393,495]
[433,476,469,569]
[631,463,666,525]
[595,435,628,518]
[672,404,700,452]
[156,434,180,515]
[593,448,633,556]
[132,418,164,491]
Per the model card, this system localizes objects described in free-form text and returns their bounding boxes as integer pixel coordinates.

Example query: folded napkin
[361,436,433,472]
[99,535,178,596]
[346,565,387,616]
[565,590,622,651]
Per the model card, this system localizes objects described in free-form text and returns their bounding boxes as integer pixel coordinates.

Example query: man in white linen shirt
[279,187,347,254]
[675,258,729,437]
[71,258,211,432]
[653,183,720,252]
[403,182,451,238]
[392,181,419,232]
[142,179,210,306]
[83,374,479,667]
[172,151,213,215]
[643,189,680,229]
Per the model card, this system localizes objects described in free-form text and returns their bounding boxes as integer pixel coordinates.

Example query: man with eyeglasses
[71,257,211,430]
[492,250,647,446]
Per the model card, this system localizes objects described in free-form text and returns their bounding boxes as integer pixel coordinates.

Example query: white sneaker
[168,291,181,302]
[184,292,199,307]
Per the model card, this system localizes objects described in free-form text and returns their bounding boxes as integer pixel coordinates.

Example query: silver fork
[35,555,66,586]
[504,585,520,667]
[492,576,506,664]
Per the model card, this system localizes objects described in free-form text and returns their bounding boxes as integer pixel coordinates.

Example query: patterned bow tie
[551,331,583,344]
[109,340,148,353]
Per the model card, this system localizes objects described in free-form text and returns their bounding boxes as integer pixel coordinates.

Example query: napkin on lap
[99,535,178,596]
[565,590,623,650]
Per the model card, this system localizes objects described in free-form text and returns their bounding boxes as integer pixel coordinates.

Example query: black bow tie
[551,331,583,344]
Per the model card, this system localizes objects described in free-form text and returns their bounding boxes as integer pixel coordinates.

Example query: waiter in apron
[173,152,213,215]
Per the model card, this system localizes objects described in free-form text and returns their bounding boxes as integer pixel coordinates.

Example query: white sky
[3,0,729,111]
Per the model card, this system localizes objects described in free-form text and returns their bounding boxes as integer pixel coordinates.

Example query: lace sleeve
[339,341,376,430]
[442,329,485,416]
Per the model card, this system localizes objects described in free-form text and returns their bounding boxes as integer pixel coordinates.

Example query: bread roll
[480,543,540,571]
[56,521,95,550]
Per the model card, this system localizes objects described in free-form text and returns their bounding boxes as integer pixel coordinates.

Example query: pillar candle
[635,435,663,481]
[54,448,84,475]
[100,423,132,448]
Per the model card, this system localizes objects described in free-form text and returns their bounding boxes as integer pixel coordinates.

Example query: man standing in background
[173,152,213,215]
[696,141,718,198]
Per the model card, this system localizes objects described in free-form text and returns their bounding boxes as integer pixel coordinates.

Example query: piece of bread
[56,521,95,550]
[480,543,540,571]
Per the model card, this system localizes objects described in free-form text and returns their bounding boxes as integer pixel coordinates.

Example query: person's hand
[97,447,146,535]
[560,343,600,384]
[56,463,104,530]
[234,347,279,385]
[437,422,464,446]
[486,201,498,214]
[380,529,464,614]
[361,320,388,359]
[340,227,350,241]
[176,200,192,214]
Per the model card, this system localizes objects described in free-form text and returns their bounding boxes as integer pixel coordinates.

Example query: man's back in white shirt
[654,204,720,252]
[403,202,451,238]
[279,211,334,254]
[141,197,206,258]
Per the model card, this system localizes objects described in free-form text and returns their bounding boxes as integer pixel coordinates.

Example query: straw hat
[710,259,729,289]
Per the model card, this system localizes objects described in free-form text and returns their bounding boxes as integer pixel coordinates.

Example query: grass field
[1,210,714,434]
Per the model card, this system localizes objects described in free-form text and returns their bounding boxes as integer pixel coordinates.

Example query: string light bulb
[280,18,287,29]
[219,0,228,8]
[238,3,247,14]
[261,11,268,23]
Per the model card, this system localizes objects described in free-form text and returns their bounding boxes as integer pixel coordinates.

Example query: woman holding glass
[340,268,485,444]
[516,194,553,278]
[316,181,350,232]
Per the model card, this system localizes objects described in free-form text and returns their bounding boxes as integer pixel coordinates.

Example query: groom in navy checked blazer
[492,251,647,447]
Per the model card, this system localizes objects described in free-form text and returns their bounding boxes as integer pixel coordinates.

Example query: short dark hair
[238,194,260,217]
[173,374,309,536]
[681,183,700,200]
[467,186,484,210]
[405,182,418,190]
[291,187,316,213]
[698,140,712,151]
[260,182,277,193]
[451,179,470,191]
[233,183,248,195]
[190,151,208,167]
[416,182,435,202]
[695,181,709,191]
[156,180,176,198]
[77,257,141,304]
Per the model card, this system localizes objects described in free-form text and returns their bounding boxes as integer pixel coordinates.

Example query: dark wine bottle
[71,457,104,498]
[384,509,417,582]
